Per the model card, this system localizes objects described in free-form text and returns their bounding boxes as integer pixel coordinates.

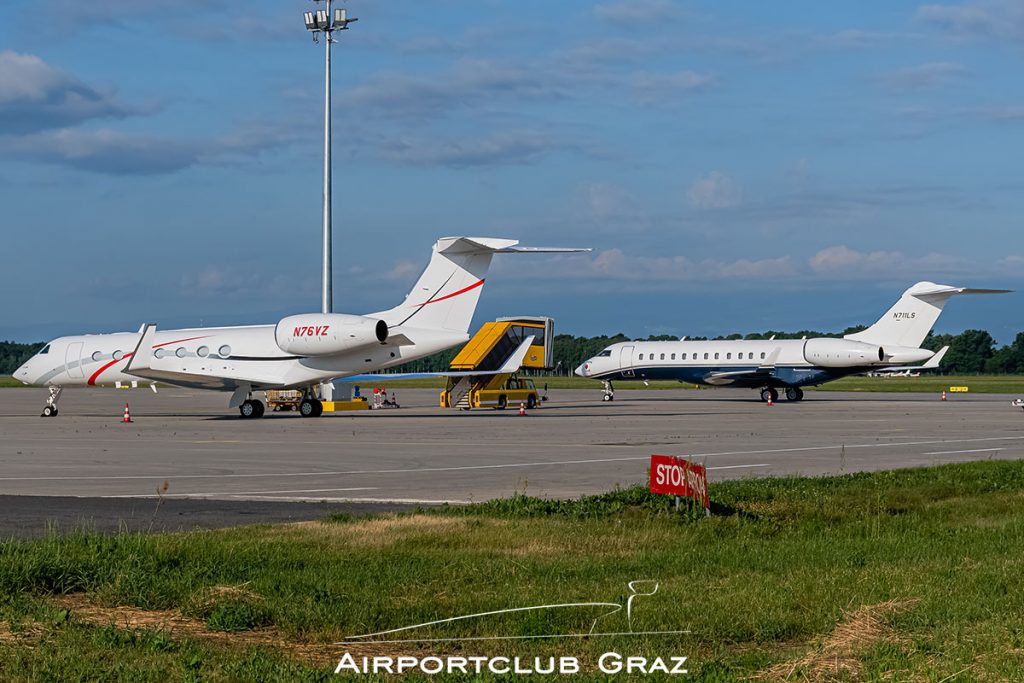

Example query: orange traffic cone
[122,402,132,423]
[767,394,773,407]
[519,400,526,416]
[941,390,947,401]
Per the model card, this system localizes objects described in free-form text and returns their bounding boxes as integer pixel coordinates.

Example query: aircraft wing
[123,324,287,390]
[702,368,775,386]
[339,336,535,383]
[871,346,949,375]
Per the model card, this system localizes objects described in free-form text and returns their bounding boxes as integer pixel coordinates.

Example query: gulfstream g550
[576,281,1009,403]
[15,237,586,418]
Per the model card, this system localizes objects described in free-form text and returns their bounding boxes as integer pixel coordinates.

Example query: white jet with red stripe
[15,237,587,418]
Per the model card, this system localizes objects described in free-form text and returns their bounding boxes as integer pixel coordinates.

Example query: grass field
[3,461,1024,680]
[0,376,26,388]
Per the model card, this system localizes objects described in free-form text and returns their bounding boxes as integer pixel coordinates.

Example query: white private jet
[576,281,1009,403]
[14,237,586,418]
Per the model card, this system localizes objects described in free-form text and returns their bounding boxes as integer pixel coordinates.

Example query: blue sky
[0,0,1021,343]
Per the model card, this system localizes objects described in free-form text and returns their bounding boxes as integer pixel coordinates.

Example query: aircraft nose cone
[574,362,590,377]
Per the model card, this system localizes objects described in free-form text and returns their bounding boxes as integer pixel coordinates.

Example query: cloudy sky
[0,0,1021,343]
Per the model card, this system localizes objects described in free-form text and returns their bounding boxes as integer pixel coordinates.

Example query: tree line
[3,329,1022,376]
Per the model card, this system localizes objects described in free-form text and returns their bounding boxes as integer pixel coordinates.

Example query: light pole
[303,1,357,314]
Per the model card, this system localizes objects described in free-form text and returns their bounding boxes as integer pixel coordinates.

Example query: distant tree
[0,341,45,375]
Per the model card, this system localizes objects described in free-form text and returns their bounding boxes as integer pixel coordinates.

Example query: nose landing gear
[40,386,63,417]
[602,380,615,402]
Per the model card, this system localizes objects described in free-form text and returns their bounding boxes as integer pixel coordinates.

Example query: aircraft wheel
[252,399,265,418]
[527,395,537,409]
[41,405,57,417]
[496,395,507,410]
[760,388,779,403]
[786,387,804,402]
[602,394,614,402]
[239,400,257,419]
[299,398,323,417]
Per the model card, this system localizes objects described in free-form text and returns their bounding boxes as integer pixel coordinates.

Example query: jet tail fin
[845,282,1010,348]
[369,237,587,335]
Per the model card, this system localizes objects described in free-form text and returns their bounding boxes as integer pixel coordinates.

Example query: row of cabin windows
[637,351,767,362]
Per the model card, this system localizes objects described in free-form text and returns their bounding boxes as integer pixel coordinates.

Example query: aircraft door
[619,345,635,377]
[65,342,85,378]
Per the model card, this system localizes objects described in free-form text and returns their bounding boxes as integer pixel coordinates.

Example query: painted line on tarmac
[107,487,380,498]
[922,448,1004,456]
[107,494,471,505]
[106,465,770,499]
[2,435,1022,483]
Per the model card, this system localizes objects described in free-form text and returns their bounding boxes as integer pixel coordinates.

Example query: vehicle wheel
[299,398,319,417]
[239,400,256,419]
[760,388,772,403]
[602,394,613,402]
[527,395,537,409]
[41,405,56,417]
[786,387,804,402]
[497,395,507,410]
[253,400,265,418]
[311,399,324,417]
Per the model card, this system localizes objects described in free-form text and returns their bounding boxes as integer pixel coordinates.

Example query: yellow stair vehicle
[440,317,554,410]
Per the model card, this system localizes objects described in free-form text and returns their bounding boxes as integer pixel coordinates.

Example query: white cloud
[594,0,678,24]
[917,1,1024,43]
[808,245,963,276]
[884,62,970,90]
[0,51,135,134]
[688,171,741,209]
[633,70,715,102]
[501,249,798,283]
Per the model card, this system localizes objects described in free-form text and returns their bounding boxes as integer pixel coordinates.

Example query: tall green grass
[3,461,1024,680]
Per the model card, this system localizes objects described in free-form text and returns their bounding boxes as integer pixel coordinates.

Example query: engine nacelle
[275,314,388,356]
[803,338,884,368]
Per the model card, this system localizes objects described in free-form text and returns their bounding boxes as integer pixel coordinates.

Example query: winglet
[124,323,156,374]
[497,335,536,374]
[922,345,948,369]
[759,347,781,370]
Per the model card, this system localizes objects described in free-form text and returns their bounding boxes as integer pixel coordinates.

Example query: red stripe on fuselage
[86,335,210,386]
[416,279,484,307]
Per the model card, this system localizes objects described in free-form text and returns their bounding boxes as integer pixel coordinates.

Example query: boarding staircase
[440,317,555,409]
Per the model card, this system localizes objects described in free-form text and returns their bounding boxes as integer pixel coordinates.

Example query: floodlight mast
[303,0,357,314]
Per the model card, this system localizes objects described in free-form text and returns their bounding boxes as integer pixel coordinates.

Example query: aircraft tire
[253,399,266,418]
[496,395,507,410]
[239,400,257,419]
[299,399,318,418]
[41,405,56,417]
[602,394,613,402]
[527,395,537,409]
[786,387,804,402]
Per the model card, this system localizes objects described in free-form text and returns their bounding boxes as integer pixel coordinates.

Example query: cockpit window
[38,344,50,355]
[597,350,612,357]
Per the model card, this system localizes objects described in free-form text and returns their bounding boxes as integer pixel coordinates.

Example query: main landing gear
[602,380,615,402]
[40,386,63,417]
[299,397,324,418]
[238,398,265,419]
[760,387,804,402]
